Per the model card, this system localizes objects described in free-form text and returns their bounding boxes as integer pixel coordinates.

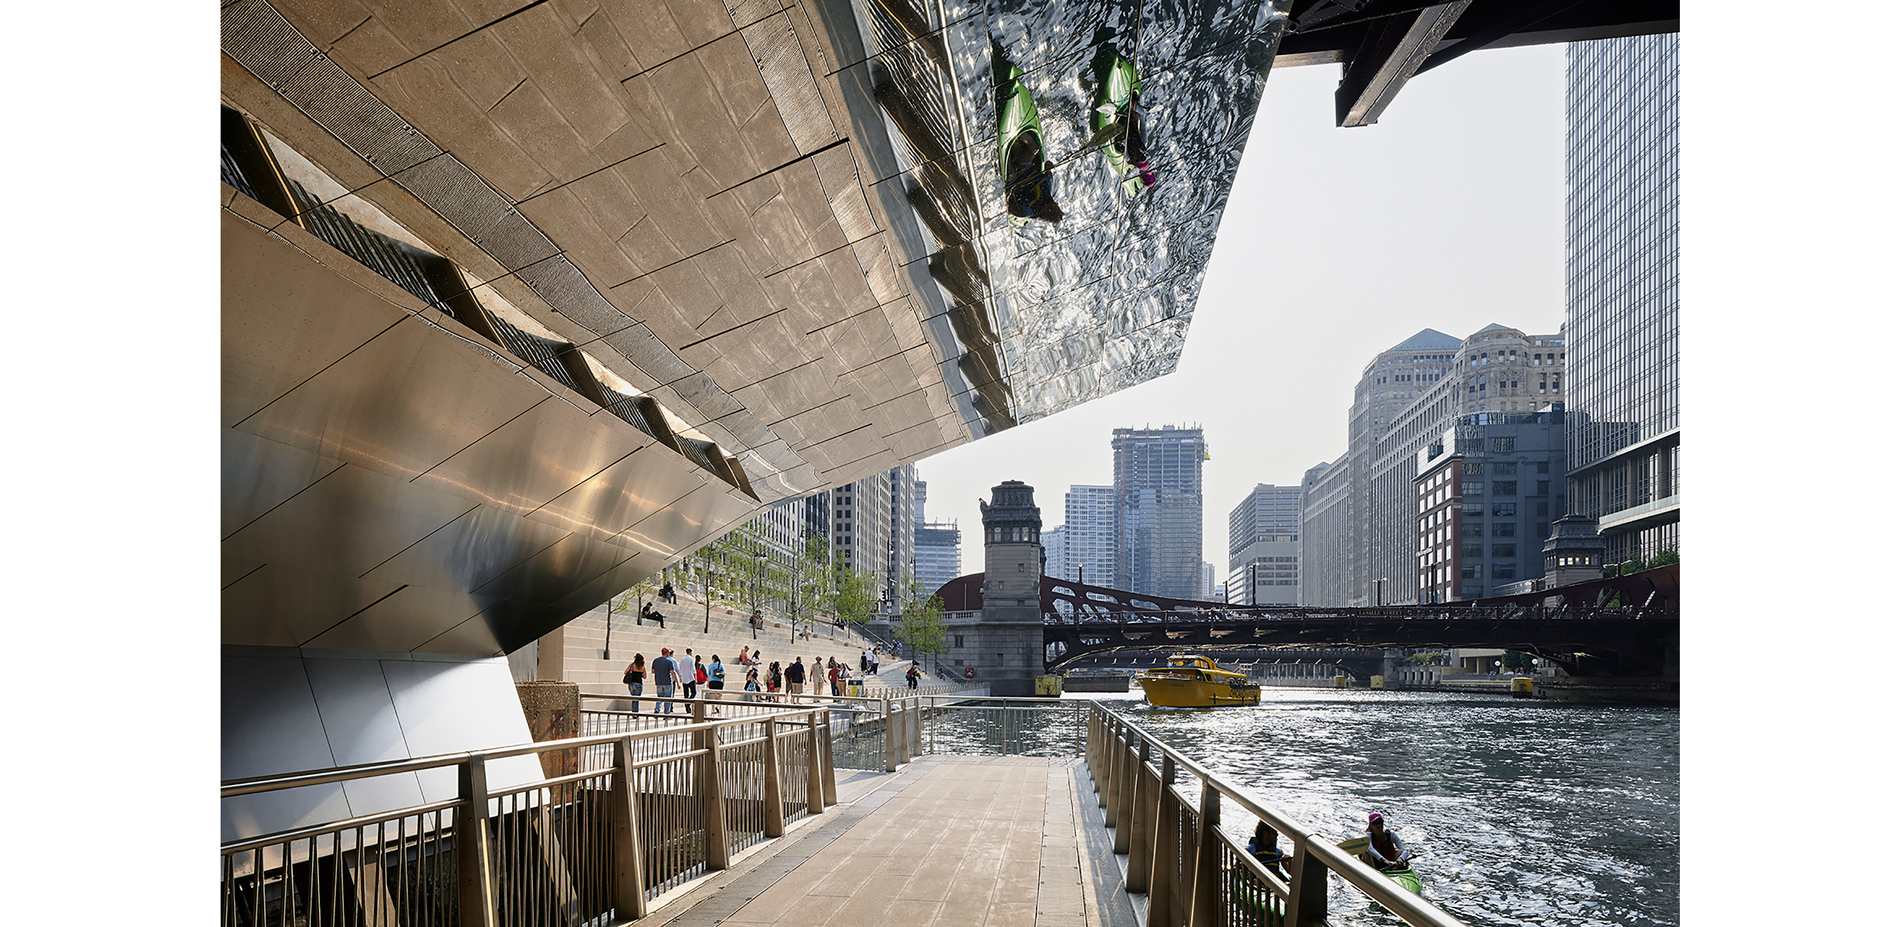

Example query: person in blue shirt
[651,648,683,713]
[706,655,726,715]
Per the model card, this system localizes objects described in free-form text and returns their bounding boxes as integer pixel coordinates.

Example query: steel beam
[1335,1,1473,127]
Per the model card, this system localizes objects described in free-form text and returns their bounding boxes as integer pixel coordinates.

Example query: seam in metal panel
[226,0,817,489]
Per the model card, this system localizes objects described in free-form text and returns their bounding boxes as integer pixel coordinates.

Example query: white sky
[919,44,1567,578]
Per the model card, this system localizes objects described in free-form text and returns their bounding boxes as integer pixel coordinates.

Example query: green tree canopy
[894,575,948,657]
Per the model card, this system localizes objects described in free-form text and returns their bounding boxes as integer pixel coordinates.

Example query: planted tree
[830,564,880,626]
[894,575,948,658]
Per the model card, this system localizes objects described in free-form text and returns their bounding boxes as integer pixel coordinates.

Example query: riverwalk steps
[647,756,1138,927]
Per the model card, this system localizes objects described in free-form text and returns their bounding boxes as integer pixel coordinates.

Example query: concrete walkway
[648,756,1138,927]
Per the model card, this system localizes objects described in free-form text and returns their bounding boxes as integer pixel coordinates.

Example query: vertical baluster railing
[1189,778,1221,927]
[820,709,837,806]
[1153,754,1180,926]
[806,711,826,815]
[610,734,648,922]
[763,716,786,838]
[458,755,499,927]
[1125,737,1154,893]
[695,702,731,872]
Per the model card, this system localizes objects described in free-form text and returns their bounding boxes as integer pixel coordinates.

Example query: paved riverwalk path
[648,756,1139,927]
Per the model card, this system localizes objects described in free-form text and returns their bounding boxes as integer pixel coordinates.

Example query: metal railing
[221,701,836,927]
[1086,704,1470,927]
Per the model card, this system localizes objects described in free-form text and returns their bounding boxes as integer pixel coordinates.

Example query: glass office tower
[1563,34,1681,565]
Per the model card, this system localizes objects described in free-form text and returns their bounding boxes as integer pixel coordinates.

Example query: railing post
[819,709,837,806]
[1113,726,1139,853]
[883,698,898,772]
[910,697,923,758]
[805,711,825,815]
[1151,755,1178,925]
[1286,835,1330,927]
[1125,738,1154,893]
[609,736,649,921]
[1104,720,1125,827]
[1187,779,1220,927]
[763,716,786,838]
[456,755,499,927]
[695,701,731,871]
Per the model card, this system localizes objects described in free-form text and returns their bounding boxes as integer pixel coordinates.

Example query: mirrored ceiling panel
[838,0,1292,431]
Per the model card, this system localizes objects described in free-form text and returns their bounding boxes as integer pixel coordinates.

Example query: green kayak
[1383,866,1423,895]
[1088,48,1156,194]
[997,62,1062,224]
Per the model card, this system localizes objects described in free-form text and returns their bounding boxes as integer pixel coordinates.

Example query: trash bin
[847,677,864,697]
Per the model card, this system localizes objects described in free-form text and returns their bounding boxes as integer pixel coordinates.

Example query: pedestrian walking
[624,653,646,711]
[652,648,682,713]
[707,654,725,714]
[787,657,807,702]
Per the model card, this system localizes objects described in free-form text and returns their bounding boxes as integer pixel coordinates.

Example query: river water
[1073,687,1679,927]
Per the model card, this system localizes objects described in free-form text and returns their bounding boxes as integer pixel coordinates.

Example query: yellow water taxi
[1136,654,1261,707]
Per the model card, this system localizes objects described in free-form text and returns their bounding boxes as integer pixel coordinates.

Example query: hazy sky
[918,44,1567,579]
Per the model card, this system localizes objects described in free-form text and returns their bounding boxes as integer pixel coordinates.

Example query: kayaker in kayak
[1245,821,1288,878]
[1359,812,1412,872]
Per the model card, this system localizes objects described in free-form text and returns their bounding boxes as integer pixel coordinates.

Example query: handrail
[1090,702,1471,927]
[222,704,820,797]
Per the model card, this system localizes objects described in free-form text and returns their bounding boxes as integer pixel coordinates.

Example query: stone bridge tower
[946,480,1046,696]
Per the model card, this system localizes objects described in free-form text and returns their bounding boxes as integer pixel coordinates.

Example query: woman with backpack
[624,654,646,712]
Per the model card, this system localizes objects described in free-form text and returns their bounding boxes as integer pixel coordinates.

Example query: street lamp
[705,570,716,633]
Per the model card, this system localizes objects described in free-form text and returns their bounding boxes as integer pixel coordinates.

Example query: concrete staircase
[537,592,905,701]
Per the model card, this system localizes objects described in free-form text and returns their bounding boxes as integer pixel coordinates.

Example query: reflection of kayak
[1088,49,1156,193]
[997,62,1062,224]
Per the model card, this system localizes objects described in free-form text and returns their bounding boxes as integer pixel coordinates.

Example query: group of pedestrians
[625,646,884,712]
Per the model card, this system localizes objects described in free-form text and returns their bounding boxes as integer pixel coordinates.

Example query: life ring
[964,667,976,679]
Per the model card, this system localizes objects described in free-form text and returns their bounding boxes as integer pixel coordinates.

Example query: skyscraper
[1563,35,1680,565]
[1228,483,1303,605]
[1302,324,1565,605]
[1112,426,1206,599]
[1064,485,1116,586]
[829,463,916,608]
[912,480,962,597]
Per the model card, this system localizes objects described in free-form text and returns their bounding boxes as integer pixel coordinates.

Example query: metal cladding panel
[300,657,430,814]
[222,428,345,539]
[232,312,550,484]
[526,444,711,544]
[302,584,502,653]
[222,563,408,648]
[356,505,573,599]
[221,653,353,842]
[221,463,480,585]
[220,214,410,429]
[410,396,649,518]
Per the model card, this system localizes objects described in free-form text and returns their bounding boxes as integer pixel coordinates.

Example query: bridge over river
[933,565,1679,678]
